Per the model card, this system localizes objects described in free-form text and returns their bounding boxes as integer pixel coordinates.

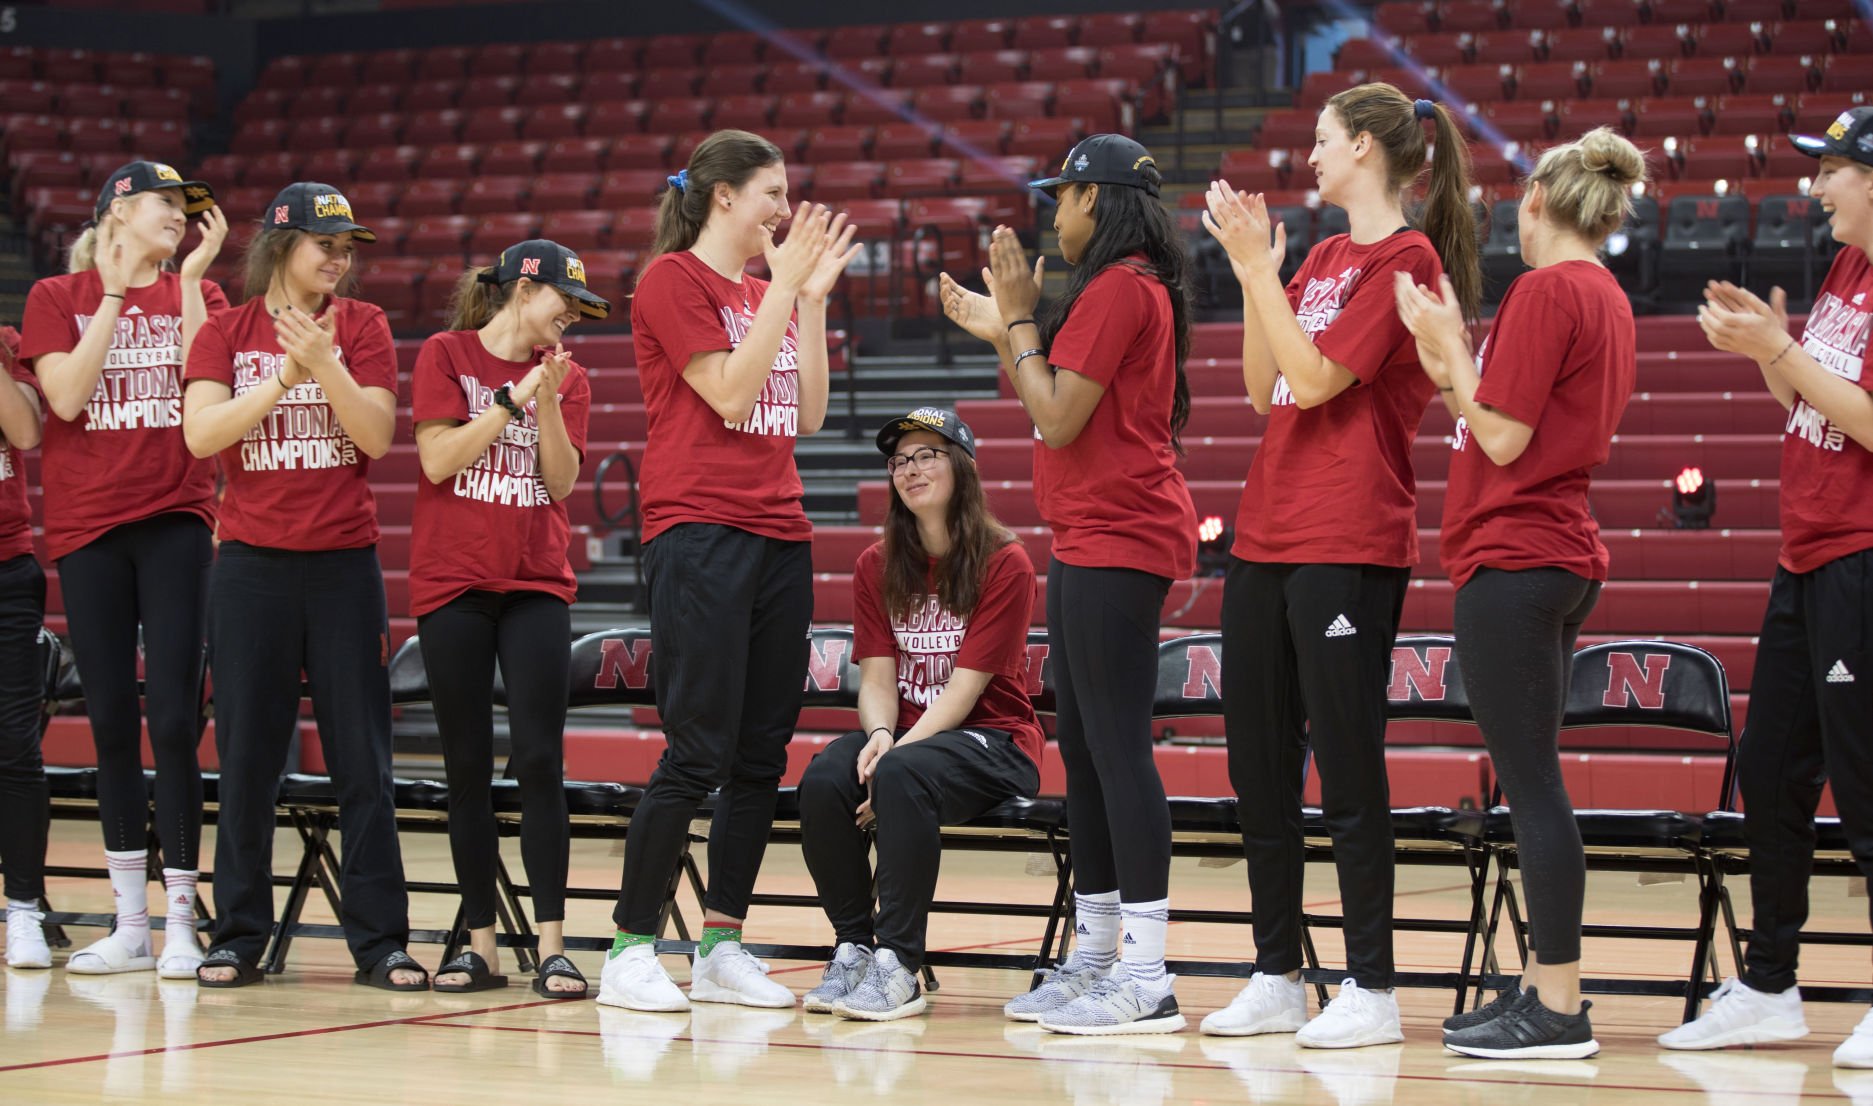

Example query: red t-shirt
[631,250,809,543]
[1779,246,1873,573]
[408,330,592,617]
[1233,230,1442,567]
[19,269,226,560]
[1034,261,1197,579]
[852,540,1044,765]
[1440,261,1637,589]
[0,355,35,562]
[183,297,398,552]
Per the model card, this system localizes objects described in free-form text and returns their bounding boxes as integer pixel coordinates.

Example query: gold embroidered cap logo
[313,194,354,220]
[565,257,586,285]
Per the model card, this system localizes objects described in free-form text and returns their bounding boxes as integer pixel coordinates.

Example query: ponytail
[1326,82,1482,319]
[66,226,98,273]
[640,128,785,285]
[446,266,508,331]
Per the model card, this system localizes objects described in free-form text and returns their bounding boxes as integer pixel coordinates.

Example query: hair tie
[668,169,688,193]
[475,268,501,285]
[1414,98,1437,120]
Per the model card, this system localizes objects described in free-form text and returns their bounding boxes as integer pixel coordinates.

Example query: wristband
[1768,339,1797,368]
[1014,348,1045,367]
[1437,385,1454,393]
[101,292,124,300]
[276,369,291,391]
[1005,318,1036,332]
[868,727,894,741]
[492,384,524,420]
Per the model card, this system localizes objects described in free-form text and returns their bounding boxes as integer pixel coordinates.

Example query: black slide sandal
[353,949,431,992]
[433,951,510,994]
[196,948,265,989]
[530,954,589,999]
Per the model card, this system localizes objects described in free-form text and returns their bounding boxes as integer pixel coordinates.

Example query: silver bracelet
[1013,347,1045,366]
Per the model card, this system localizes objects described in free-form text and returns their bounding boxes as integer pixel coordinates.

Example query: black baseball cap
[478,239,611,320]
[94,160,215,220]
[876,406,976,459]
[265,182,377,242]
[1790,106,1873,168]
[1028,134,1162,198]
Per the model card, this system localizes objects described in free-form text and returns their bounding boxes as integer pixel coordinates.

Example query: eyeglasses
[885,446,949,475]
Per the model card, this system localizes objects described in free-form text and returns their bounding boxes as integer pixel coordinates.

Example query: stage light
[1672,466,1715,529]
[1197,514,1232,575]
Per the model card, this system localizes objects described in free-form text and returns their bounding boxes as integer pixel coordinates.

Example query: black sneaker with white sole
[1442,987,1599,1060]
[1443,980,1523,1033]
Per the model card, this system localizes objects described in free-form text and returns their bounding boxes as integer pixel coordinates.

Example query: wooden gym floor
[4,820,1873,1104]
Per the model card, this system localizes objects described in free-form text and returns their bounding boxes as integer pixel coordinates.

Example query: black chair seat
[960,796,1064,831]
[277,773,336,806]
[396,779,451,813]
[564,780,641,819]
[1485,806,1701,848]
[1168,796,1238,835]
[771,786,801,822]
[45,766,98,800]
[1704,811,1850,854]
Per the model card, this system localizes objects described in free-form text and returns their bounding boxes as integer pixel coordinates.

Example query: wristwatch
[492,384,524,420]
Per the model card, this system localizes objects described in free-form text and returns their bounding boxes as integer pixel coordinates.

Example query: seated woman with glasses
[794,407,1043,1022]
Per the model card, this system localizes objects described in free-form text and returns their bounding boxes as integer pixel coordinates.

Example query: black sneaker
[1442,987,1599,1060]
[1443,980,1523,1032]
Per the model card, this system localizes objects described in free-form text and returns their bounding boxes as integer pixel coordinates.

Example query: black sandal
[196,948,265,989]
[353,949,430,992]
[433,951,509,994]
[530,954,589,1000]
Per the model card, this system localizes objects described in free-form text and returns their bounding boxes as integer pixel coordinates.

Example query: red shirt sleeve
[557,363,592,460]
[1046,265,1150,389]
[954,543,1036,678]
[635,260,737,373]
[411,335,469,424]
[18,279,77,367]
[182,310,235,387]
[342,303,399,394]
[200,279,230,314]
[1312,242,1439,385]
[852,544,894,661]
[1473,280,1575,427]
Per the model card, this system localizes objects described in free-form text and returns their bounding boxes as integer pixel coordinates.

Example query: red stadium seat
[543,137,608,175]
[702,31,765,67]
[1759,134,1817,178]
[66,118,126,156]
[1029,46,1099,82]
[835,198,904,235]
[405,214,474,255]
[525,174,593,214]
[1053,78,1131,132]
[765,62,827,95]
[886,22,950,57]
[1689,24,1762,63]
[1373,2,1433,37]
[1664,56,1740,97]
[1648,0,1716,22]
[356,48,415,86]
[1476,100,1553,141]
[873,122,939,160]
[586,100,648,136]
[405,109,465,144]
[610,206,661,249]
[287,116,343,151]
[460,174,534,215]
[893,54,959,89]
[938,119,1013,157]
[461,106,524,144]
[957,50,1028,86]
[949,19,1012,54]
[607,134,674,170]
[403,79,464,113]
[344,84,401,116]
[342,180,402,217]
[711,95,777,132]
[418,144,481,180]
[1574,0,1644,28]
[1628,97,1707,138]
[349,145,422,184]
[1620,25,1694,63]
[639,67,701,98]
[911,86,982,122]
[1766,22,1836,58]
[697,68,760,99]
[1818,54,1871,93]
[802,125,873,164]
[126,87,190,121]
[844,88,914,126]
[255,54,305,90]
[1587,59,1660,99]
[1439,1,1504,33]
[811,161,885,201]
[414,45,471,82]
[1544,27,1619,64]
[539,209,611,252]
[1442,63,1513,103]
[596,169,670,209]
[775,91,842,128]
[468,212,540,255]
[1673,136,1754,181]
[8,151,83,192]
[479,140,544,176]
[237,149,297,189]
[884,158,959,197]
[646,34,707,66]
[586,39,643,72]
[647,98,712,134]
[233,86,291,128]
[1098,43,1174,85]
[1708,93,1793,135]
[397,178,463,218]
[1078,13,1141,48]
[1007,117,1082,158]
[824,25,888,59]
[471,42,528,77]
[61,83,125,118]
[983,81,1054,121]
[1011,16,1077,51]
[1412,33,1481,67]
[297,148,358,185]
[1741,55,1814,94]
[581,71,638,103]
[530,73,581,107]
[526,104,587,141]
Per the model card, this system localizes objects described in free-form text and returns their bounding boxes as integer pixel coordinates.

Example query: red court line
[408,1019,1850,1100]
[0,997,558,1073]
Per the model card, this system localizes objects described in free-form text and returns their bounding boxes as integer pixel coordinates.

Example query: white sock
[161,869,199,945]
[1120,897,1171,996]
[7,897,39,915]
[1072,890,1121,969]
[105,848,150,949]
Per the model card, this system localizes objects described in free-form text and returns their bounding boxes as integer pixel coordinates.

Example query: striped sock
[698,923,744,958]
[1073,890,1121,969]
[105,849,150,950]
[161,868,199,945]
[608,931,656,959]
[1120,897,1171,997]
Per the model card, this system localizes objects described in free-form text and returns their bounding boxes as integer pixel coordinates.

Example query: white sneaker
[1295,979,1403,1049]
[1038,969,1186,1036]
[597,943,690,1012]
[689,941,796,1008]
[5,908,51,969]
[833,948,926,1022]
[1658,977,1808,1051]
[1201,971,1308,1036]
[803,943,872,1013]
[1837,1008,1873,1068]
[1004,951,1112,1022]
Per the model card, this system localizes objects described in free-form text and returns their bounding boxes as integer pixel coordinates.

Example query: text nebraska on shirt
[719,304,801,437]
[1787,286,1871,453]
[895,594,968,707]
[1276,264,1362,408]
[454,375,549,507]
[73,310,186,430]
[231,347,362,471]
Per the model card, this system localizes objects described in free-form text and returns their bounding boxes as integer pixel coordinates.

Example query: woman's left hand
[535,343,572,400]
[1699,281,1790,363]
[799,210,863,305]
[179,206,228,284]
[273,305,338,373]
[986,226,1043,326]
[1394,271,1468,383]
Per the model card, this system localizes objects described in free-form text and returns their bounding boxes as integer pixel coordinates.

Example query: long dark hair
[881,446,1014,623]
[639,128,784,282]
[1036,171,1192,454]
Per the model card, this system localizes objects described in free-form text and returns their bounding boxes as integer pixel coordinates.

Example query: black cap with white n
[94,160,216,220]
[1789,106,1873,169]
[479,238,612,320]
[265,182,377,242]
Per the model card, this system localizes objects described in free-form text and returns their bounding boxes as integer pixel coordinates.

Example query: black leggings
[1222,559,1409,988]
[799,728,1038,971]
[420,589,572,929]
[613,523,812,935]
[0,554,47,902]
[57,512,210,867]
[1454,566,1601,966]
[1047,559,1172,902]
